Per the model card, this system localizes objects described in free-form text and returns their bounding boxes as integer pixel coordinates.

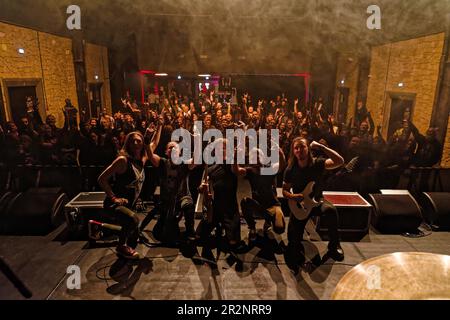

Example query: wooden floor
[1,216,449,300]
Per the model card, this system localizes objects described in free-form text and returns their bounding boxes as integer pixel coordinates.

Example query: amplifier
[317,191,372,238]
[64,192,107,238]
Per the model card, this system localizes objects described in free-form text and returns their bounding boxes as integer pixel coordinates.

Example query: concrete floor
[1,215,449,300]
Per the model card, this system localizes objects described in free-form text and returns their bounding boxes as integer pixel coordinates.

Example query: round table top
[332,252,450,300]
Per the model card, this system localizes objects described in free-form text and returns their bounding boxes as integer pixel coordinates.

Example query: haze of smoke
[0,0,448,74]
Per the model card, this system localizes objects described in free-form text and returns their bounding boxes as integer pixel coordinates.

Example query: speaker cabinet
[369,193,423,234]
[0,188,68,235]
[420,192,450,230]
[316,192,372,240]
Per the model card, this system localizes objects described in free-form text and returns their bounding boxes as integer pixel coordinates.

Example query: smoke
[0,0,448,74]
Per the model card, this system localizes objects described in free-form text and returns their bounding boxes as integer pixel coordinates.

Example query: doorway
[337,87,349,125]
[387,95,415,139]
[3,79,45,125]
[7,86,38,124]
[88,83,103,118]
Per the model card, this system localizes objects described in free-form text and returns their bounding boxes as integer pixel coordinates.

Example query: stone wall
[366,33,445,138]
[85,42,112,114]
[334,53,360,123]
[0,22,111,126]
[0,22,78,126]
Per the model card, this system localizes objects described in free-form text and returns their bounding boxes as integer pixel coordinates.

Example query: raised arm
[310,141,344,170]
[232,144,247,176]
[409,120,424,144]
[150,120,163,153]
[144,126,161,167]
[243,94,254,120]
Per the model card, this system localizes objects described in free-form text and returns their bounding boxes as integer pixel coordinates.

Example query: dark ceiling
[1,0,449,74]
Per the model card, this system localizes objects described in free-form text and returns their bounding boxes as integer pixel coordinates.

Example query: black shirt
[158,157,190,204]
[283,158,326,199]
[208,164,238,213]
[245,168,280,208]
[104,157,145,209]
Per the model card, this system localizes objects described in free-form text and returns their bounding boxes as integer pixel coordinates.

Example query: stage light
[206,77,209,80]
[18,48,25,54]
[155,73,168,76]
[340,80,345,84]
[198,74,211,78]
[398,82,404,87]
[94,75,99,80]
[177,75,182,80]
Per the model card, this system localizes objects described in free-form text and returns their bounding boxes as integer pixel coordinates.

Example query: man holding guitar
[282,137,345,273]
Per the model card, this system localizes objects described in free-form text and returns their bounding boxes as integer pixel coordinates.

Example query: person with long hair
[98,130,152,259]
[282,137,345,274]
[234,145,286,243]
[145,139,197,245]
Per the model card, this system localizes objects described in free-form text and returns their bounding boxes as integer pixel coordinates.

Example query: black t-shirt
[208,164,238,212]
[158,157,190,204]
[283,158,326,199]
[246,169,280,208]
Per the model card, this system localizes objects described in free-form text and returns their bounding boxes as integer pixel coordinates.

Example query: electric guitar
[195,165,213,224]
[288,181,322,220]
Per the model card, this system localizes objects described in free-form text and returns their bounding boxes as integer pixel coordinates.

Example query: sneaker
[327,243,345,262]
[139,232,152,246]
[185,227,197,241]
[273,211,285,234]
[116,245,140,260]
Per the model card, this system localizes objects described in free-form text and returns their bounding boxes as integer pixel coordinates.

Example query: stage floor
[1,217,449,300]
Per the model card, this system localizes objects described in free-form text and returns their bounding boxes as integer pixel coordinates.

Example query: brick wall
[0,22,111,127]
[85,43,112,114]
[0,22,78,127]
[366,33,445,138]
[442,115,450,168]
[38,32,79,126]
[334,53,360,123]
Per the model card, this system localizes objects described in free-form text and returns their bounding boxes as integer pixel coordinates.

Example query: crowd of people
[0,89,442,191]
[0,87,443,270]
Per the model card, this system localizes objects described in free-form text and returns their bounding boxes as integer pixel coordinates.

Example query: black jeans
[286,201,339,266]
[240,197,286,234]
[196,202,241,244]
[115,206,140,249]
[150,196,195,243]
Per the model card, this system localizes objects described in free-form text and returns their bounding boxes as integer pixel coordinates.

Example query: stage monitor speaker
[368,193,423,234]
[420,192,450,230]
[0,192,17,221]
[1,188,68,235]
[316,192,372,240]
